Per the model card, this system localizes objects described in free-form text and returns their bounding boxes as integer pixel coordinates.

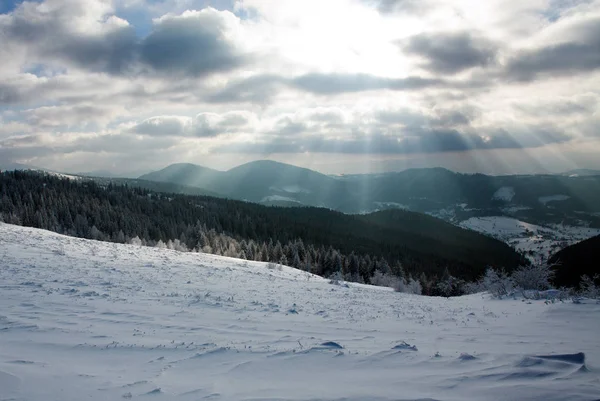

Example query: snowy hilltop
[1,223,599,401]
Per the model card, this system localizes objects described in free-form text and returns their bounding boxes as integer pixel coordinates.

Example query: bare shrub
[370,270,401,289]
[579,274,600,300]
[481,268,514,299]
[512,263,554,292]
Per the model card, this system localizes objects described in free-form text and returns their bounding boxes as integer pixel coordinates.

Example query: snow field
[1,223,599,401]
[460,216,600,262]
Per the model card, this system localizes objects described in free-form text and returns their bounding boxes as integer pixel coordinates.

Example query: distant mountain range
[139,161,600,228]
[4,160,600,228]
[0,169,526,282]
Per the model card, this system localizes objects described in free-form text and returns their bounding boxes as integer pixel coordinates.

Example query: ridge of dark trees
[0,170,525,295]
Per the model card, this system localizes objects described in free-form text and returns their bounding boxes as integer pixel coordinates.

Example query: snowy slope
[460,216,600,262]
[491,186,515,202]
[1,223,599,401]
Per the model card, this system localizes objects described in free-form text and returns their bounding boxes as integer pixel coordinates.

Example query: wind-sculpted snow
[1,223,599,401]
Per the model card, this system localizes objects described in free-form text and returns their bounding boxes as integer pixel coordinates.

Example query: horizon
[5,158,599,179]
[1,0,599,175]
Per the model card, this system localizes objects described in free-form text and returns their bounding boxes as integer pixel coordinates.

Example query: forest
[0,171,526,295]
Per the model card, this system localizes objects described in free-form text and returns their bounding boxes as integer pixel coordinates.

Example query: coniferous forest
[0,170,526,295]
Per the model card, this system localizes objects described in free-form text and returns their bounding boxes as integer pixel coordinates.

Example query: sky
[0,0,599,176]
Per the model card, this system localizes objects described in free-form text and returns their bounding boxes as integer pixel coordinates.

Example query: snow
[502,205,532,213]
[539,194,570,204]
[459,216,600,262]
[492,186,515,202]
[44,171,83,180]
[269,185,311,194]
[1,223,600,401]
[373,201,409,209]
[260,195,301,203]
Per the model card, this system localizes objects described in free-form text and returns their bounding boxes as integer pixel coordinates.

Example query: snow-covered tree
[512,263,554,291]
[579,274,599,299]
[481,268,514,298]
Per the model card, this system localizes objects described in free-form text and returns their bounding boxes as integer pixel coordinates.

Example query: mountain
[76,170,129,178]
[139,163,224,189]
[140,161,600,228]
[0,170,525,281]
[549,234,600,288]
[140,160,356,209]
[0,162,41,171]
[560,169,600,177]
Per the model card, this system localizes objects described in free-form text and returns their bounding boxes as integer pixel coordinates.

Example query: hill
[139,161,600,228]
[140,160,355,209]
[549,235,600,288]
[138,163,224,189]
[1,222,599,401]
[0,170,525,283]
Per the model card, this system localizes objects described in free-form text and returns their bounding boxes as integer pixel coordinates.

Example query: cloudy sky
[0,0,599,176]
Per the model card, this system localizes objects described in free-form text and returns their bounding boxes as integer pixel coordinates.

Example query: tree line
[0,171,524,295]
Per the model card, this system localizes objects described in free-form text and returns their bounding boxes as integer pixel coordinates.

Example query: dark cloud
[205,73,444,103]
[372,0,429,14]
[131,112,254,138]
[219,112,251,127]
[26,104,117,127]
[304,109,345,124]
[0,83,24,104]
[190,114,223,137]
[0,145,57,161]
[512,96,597,117]
[434,110,474,127]
[2,1,137,75]
[375,108,475,129]
[140,10,246,77]
[132,116,188,137]
[271,117,307,136]
[214,124,571,155]
[504,17,600,81]
[291,73,445,94]
[205,75,285,103]
[403,31,498,74]
[1,4,246,77]
[0,132,179,162]
[375,109,429,127]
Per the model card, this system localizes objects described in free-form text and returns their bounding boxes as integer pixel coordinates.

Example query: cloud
[504,16,600,81]
[369,0,429,14]
[1,0,599,173]
[403,31,498,74]
[214,122,572,155]
[270,117,307,135]
[139,9,247,77]
[131,111,256,137]
[205,74,285,103]
[0,83,23,104]
[25,104,124,127]
[203,73,446,103]
[1,2,247,77]
[291,73,445,94]
[2,0,137,74]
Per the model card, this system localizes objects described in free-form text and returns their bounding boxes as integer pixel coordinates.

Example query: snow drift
[1,223,599,401]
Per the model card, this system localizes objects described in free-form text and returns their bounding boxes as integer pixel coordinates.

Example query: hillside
[139,161,600,228]
[140,160,354,209]
[138,163,224,189]
[1,223,599,401]
[549,235,600,288]
[0,170,524,283]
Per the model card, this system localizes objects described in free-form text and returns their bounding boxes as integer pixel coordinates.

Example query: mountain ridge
[138,160,600,228]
